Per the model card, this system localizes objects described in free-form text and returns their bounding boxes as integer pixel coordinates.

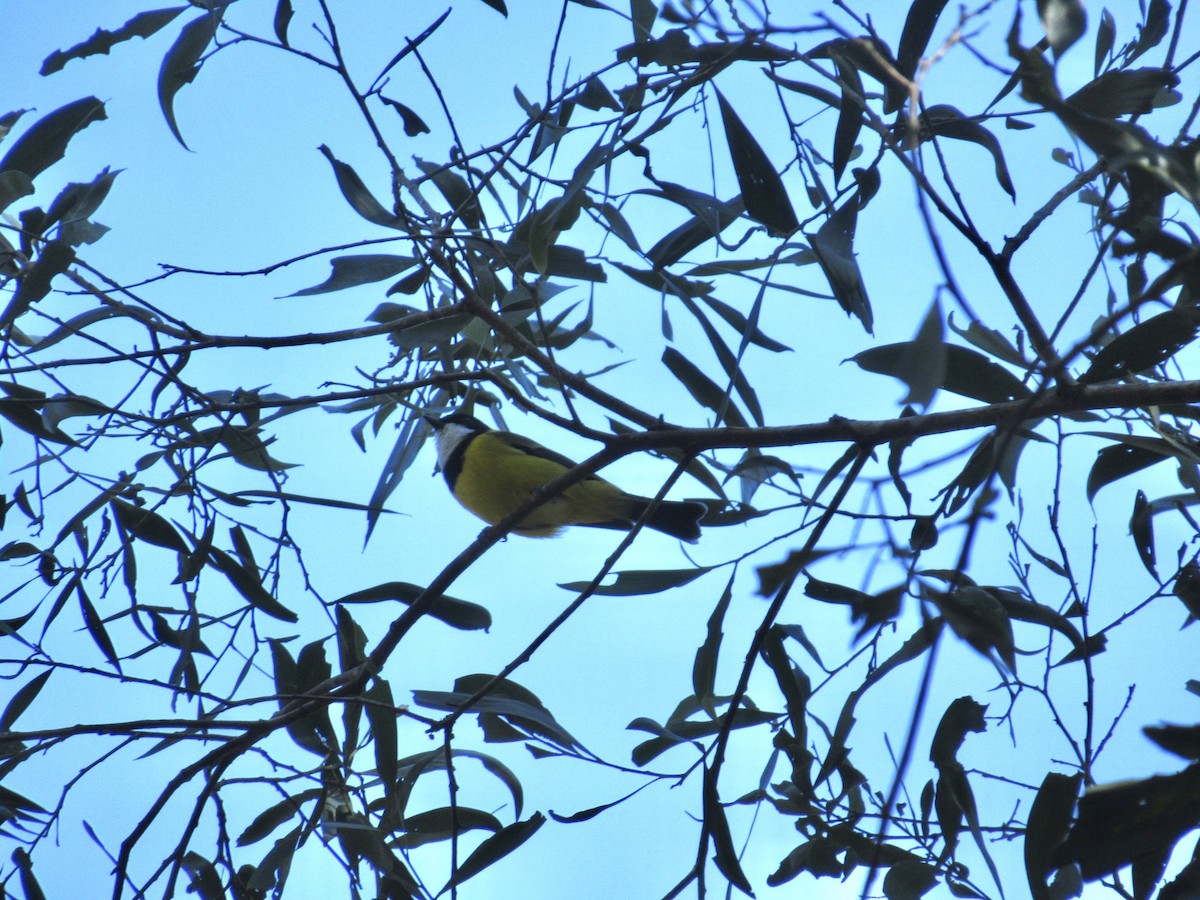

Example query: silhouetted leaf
[285,255,417,297]
[42,167,121,246]
[646,188,743,267]
[1128,0,1171,64]
[693,572,734,716]
[1069,68,1180,119]
[1055,763,1200,885]
[41,8,186,75]
[930,586,1016,671]
[273,0,293,44]
[318,144,406,229]
[1094,9,1115,75]
[884,859,939,900]
[77,583,121,671]
[829,47,865,184]
[1130,490,1156,577]
[0,97,107,182]
[364,678,399,792]
[237,790,318,846]
[911,105,1015,198]
[662,347,750,427]
[0,170,33,214]
[415,157,483,230]
[180,852,224,900]
[0,239,76,329]
[559,566,712,596]
[208,547,297,622]
[337,581,491,631]
[715,88,798,237]
[1026,772,1083,900]
[706,772,755,895]
[890,0,951,111]
[1085,437,1174,502]
[111,497,188,552]
[1145,724,1200,761]
[1081,307,1200,384]
[158,12,222,149]
[852,341,1030,403]
[811,196,872,332]
[380,96,430,136]
[442,813,544,892]
[0,670,52,732]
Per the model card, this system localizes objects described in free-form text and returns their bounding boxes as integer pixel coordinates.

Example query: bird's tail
[634,497,708,543]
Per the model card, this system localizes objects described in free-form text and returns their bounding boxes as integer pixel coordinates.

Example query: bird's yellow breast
[453,432,629,536]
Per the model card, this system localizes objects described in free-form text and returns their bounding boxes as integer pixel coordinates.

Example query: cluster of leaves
[2,1,1200,899]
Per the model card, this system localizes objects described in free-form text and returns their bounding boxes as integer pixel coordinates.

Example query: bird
[426,412,706,542]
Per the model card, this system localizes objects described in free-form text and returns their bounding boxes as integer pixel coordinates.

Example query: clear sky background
[3,2,1199,898]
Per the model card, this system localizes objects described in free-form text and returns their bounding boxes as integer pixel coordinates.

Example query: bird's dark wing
[492,431,606,481]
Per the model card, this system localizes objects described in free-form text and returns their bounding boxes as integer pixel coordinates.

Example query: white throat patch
[434,421,476,471]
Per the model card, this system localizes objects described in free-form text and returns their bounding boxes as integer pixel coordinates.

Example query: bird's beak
[422,413,443,430]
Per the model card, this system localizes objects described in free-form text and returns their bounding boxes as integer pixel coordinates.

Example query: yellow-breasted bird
[427,413,706,542]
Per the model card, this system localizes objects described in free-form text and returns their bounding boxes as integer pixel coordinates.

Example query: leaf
[811,196,872,332]
[1080,307,1200,384]
[0,170,34,214]
[12,848,46,900]
[1054,763,1200,884]
[1145,725,1200,761]
[364,678,399,792]
[693,572,735,716]
[477,0,508,15]
[705,773,755,895]
[42,167,122,246]
[318,144,405,229]
[285,255,417,297]
[852,341,1030,403]
[180,852,224,900]
[1068,68,1180,119]
[761,625,811,747]
[41,7,187,75]
[379,96,430,136]
[1128,0,1171,64]
[111,497,188,552]
[829,47,866,184]
[77,583,121,671]
[1094,9,1115,75]
[273,0,293,45]
[0,97,107,182]
[1026,773,1084,900]
[676,294,764,425]
[1129,490,1156,578]
[1085,438,1174,502]
[890,0,952,111]
[415,157,485,230]
[414,676,582,751]
[1038,0,1087,56]
[662,347,749,427]
[207,547,298,622]
[915,105,1015,198]
[237,790,319,846]
[337,581,491,631]
[646,189,743,268]
[0,240,76,330]
[442,813,544,892]
[558,566,712,596]
[930,586,1016,671]
[884,860,939,900]
[0,670,52,732]
[158,12,222,149]
[714,88,798,237]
